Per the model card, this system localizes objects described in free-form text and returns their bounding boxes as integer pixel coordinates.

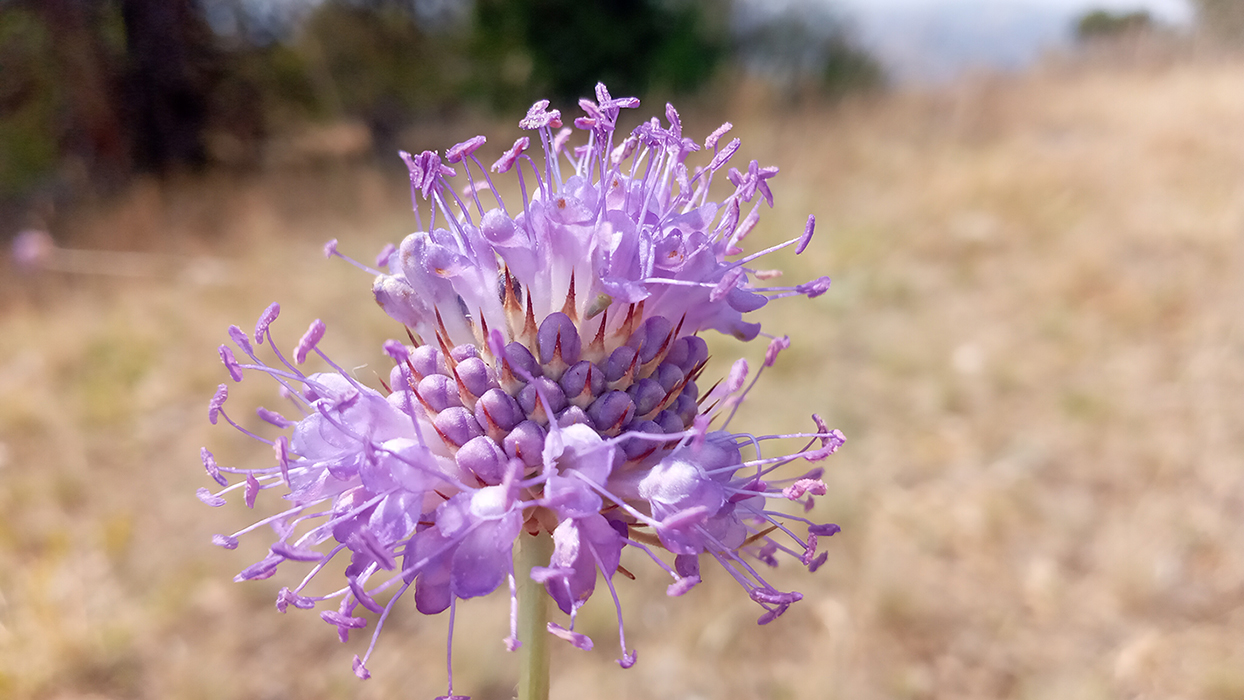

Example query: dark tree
[1193,0,1244,42]
[472,0,725,109]
[1074,9,1153,42]
[120,0,218,171]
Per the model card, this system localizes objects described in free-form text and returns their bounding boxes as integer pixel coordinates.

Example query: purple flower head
[201,84,845,696]
[10,229,54,271]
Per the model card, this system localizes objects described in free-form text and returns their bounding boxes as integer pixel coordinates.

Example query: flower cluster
[201,84,843,696]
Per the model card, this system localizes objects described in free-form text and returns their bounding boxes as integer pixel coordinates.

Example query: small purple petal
[708,137,741,171]
[352,656,371,680]
[492,137,530,173]
[796,276,832,298]
[324,239,339,258]
[537,312,583,367]
[725,359,748,394]
[705,122,733,150]
[503,420,547,468]
[518,377,568,417]
[323,610,369,630]
[276,586,316,612]
[804,428,846,461]
[274,435,291,485]
[208,384,228,425]
[257,406,292,428]
[547,622,593,650]
[667,576,700,596]
[809,523,842,537]
[198,488,226,507]
[796,215,816,254]
[272,541,324,561]
[254,302,280,344]
[218,345,244,382]
[433,407,484,447]
[294,319,326,364]
[757,606,787,625]
[227,325,253,355]
[783,478,827,500]
[418,374,463,412]
[586,391,635,432]
[556,405,592,428]
[454,357,495,398]
[201,447,227,487]
[710,267,746,303]
[519,100,562,130]
[801,534,819,566]
[552,127,572,154]
[626,378,664,416]
[375,242,396,268]
[244,471,261,508]
[446,135,486,163]
[475,388,523,434]
[750,588,803,606]
[382,339,409,363]
[812,413,829,438]
[409,345,447,379]
[674,553,700,579]
[604,346,637,382]
[809,551,830,572]
[212,533,238,548]
[456,435,506,484]
[764,335,790,368]
[610,136,638,164]
[529,566,573,584]
[690,414,710,450]
[666,103,682,133]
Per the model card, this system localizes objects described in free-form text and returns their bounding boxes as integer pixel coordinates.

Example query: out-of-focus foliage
[0,0,885,216]
[470,0,725,110]
[1194,0,1244,43]
[293,2,470,152]
[734,5,885,102]
[121,0,218,171]
[0,0,218,204]
[0,8,60,195]
[819,31,887,99]
[1075,9,1154,42]
[0,0,135,200]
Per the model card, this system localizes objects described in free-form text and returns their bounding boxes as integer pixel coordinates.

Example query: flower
[10,229,54,271]
[202,83,843,697]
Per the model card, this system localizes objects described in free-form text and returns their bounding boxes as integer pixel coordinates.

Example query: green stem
[517,531,554,700]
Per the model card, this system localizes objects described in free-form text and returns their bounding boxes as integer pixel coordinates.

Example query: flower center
[404,310,709,488]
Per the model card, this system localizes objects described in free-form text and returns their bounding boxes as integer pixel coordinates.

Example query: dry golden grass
[3,57,1244,700]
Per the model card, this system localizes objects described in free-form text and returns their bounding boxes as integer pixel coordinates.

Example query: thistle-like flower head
[202,83,843,697]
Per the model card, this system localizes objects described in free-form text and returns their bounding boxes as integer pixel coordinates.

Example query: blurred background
[3,0,1244,698]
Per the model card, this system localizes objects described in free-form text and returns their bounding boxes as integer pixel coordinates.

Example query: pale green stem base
[517,531,554,700]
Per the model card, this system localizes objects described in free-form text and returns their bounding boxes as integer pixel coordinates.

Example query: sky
[838,0,1193,22]
[827,0,1197,82]
[218,0,1200,85]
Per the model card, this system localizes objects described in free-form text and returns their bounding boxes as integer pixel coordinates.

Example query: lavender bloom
[10,229,54,271]
[203,84,843,696]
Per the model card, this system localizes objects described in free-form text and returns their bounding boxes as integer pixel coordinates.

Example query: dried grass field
[2,57,1244,700]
